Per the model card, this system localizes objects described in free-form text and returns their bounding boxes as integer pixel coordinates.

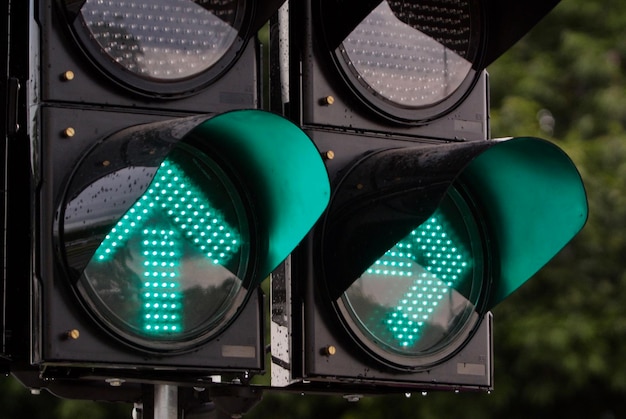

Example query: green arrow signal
[371,210,471,348]
[92,157,240,335]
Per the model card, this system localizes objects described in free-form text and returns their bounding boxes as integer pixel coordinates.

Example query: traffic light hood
[323,137,587,311]
[191,110,331,279]
[465,137,587,309]
[60,110,331,289]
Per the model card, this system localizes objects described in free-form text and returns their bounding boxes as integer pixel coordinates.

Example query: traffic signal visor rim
[191,110,332,281]
[463,137,589,309]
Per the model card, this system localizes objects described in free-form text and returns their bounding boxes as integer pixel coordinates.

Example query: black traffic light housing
[4,0,331,392]
[270,0,587,392]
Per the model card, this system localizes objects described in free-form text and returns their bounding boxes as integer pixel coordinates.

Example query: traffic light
[270,0,588,392]
[3,0,330,388]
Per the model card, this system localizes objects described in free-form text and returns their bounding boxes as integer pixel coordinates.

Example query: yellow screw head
[63,127,76,138]
[322,95,335,106]
[323,345,337,356]
[62,71,75,81]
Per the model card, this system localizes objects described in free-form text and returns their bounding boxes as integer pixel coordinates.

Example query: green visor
[464,137,588,309]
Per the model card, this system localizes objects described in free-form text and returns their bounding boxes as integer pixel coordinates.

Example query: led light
[140,229,183,334]
[94,158,240,267]
[76,0,242,80]
[69,144,251,346]
[343,189,482,356]
[339,0,473,107]
[89,156,241,337]
[377,214,471,348]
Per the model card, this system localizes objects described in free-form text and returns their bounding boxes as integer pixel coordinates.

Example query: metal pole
[154,384,178,419]
[278,2,289,105]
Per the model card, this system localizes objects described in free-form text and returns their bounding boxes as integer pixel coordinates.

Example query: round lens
[71,0,245,81]
[341,188,483,359]
[62,145,251,349]
[338,0,476,108]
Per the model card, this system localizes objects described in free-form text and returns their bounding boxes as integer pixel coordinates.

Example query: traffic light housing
[270,0,588,392]
[4,0,330,388]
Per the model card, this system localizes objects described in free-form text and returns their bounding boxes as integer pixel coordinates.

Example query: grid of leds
[344,208,473,354]
[92,158,240,335]
[340,0,473,107]
[77,0,242,80]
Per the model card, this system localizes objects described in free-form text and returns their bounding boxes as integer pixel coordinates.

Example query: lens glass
[342,189,483,356]
[339,0,474,107]
[64,145,250,345]
[73,0,244,80]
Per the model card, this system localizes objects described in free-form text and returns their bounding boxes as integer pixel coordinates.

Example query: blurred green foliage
[3,0,626,417]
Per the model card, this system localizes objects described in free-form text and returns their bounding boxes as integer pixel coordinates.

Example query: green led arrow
[140,228,183,334]
[358,209,472,349]
[93,158,240,335]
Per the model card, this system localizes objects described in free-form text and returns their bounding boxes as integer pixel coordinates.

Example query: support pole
[154,384,178,419]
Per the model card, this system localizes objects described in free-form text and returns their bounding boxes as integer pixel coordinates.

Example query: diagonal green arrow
[362,209,472,348]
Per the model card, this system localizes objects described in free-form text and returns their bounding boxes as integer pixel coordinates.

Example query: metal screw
[67,329,80,340]
[63,127,76,138]
[322,345,337,356]
[321,95,335,106]
[323,150,335,160]
[62,71,75,81]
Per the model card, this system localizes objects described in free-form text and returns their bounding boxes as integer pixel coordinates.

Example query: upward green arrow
[92,156,241,335]
[94,157,240,265]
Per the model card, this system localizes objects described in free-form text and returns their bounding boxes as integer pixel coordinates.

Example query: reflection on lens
[77,0,243,80]
[342,191,482,357]
[65,146,250,345]
[339,0,474,107]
